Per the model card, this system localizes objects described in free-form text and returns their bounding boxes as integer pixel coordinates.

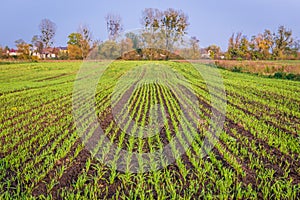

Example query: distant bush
[31,56,39,62]
[231,66,242,72]
[286,73,295,80]
[0,62,13,65]
[273,72,284,79]
[272,72,300,81]
[264,66,270,73]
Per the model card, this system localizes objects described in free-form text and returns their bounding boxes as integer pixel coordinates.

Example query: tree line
[226,26,300,60]
[69,8,194,60]
[0,8,299,60]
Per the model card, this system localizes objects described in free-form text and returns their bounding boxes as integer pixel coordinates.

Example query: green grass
[0,61,299,199]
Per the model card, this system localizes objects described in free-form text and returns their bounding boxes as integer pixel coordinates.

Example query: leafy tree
[248,26,299,60]
[67,33,83,59]
[39,19,57,48]
[249,30,273,60]
[226,26,300,60]
[67,44,82,60]
[67,32,82,46]
[206,44,221,59]
[125,32,140,49]
[0,46,8,59]
[240,37,250,59]
[67,26,93,59]
[57,50,68,60]
[120,38,133,56]
[105,13,123,40]
[15,39,31,59]
[226,32,249,60]
[226,32,241,59]
[273,25,298,59]
[98,40,121,59]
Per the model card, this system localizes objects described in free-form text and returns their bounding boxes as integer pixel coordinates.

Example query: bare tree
[0,46,3,59]
[140,8,162,30]
[31,35,43,54]
[190,36,200,59]
[78,24,93,58]
[140,8,189,59]
[105,13,123,40]
[161,8,189,51]
[39,19,57,48]
[78,24,93,43]
[140,8,163,59]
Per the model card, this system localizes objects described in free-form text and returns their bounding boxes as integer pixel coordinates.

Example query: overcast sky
[0,0,299,51]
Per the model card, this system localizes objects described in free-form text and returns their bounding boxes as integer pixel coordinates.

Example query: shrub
[232,66,242,72]
[264,66,270,74]
[274,72,284,79]
[272,72,300,81]
[286,73,295,80]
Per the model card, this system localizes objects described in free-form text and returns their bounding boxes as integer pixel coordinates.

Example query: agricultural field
[0,61,299,199]
[214,60,300,80]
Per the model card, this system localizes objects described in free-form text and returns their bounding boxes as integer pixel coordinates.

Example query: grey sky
[0,0,299,50]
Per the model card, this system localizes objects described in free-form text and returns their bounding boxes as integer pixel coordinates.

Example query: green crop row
[0,61,299,199]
